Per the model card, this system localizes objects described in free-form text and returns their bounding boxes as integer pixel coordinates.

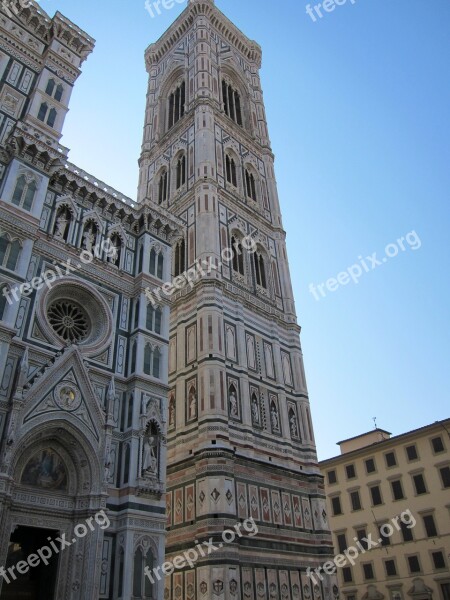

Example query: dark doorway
[0,526,60,600]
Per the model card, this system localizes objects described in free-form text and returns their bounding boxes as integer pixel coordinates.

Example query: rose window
[47,300,90,342]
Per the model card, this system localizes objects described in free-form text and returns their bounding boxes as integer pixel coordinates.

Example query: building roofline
[319,418,450,465]
[336,428,392,445]
[145,0,262,68]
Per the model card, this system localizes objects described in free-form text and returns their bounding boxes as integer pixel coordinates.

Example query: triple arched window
[222,79,243,127]
[45,79,64,102]
[0,234,21,271]
[12,175,37,211]
[37,102,57,128]
[168,81,186,130]
[158,170,168,205]
[173,239,186,278]
[225,155,237,187]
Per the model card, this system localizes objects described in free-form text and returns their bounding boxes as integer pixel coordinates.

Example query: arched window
[0,285,8,320]
[123,444,130,485]
[245,169,257,201]
[47,107,57,128]
[0,235,21,271]
[144,345,152,375]
[174,239,185,277]
[55,84,64,102]
[12,175,37,211]
[176,154,186,189]
[129,341,137,375]
[146,304,162,335]
[168,81,186,129]
[45,79,55,97]
[158,169,168,205]
[117,548,125,598]
[37,102,48,122]
[225,155,237,187]
[153,348,161,379]
[53,206,71,241]
[149,248,164,279]
[222,79,243,127]
[231,236,244,275]
[254,252,267,289]
[127,394,134,429]
[133,298,140,330]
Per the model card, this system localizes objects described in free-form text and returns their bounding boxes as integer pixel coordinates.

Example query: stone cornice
[145,0,262,69]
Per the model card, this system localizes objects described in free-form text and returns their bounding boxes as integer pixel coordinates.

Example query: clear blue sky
[40,0,450,460]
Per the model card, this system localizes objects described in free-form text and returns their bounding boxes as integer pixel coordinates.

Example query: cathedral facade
[0,0,335,599]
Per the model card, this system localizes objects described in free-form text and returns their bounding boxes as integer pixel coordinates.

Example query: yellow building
[319,420,450,600]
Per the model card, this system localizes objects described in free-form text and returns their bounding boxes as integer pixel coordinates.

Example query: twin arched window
[173,239,186,278]
[254,252,267,289]
[37,102,57,128]
[0,235,21,271]
[158,170,168,205]
[12,175,37,211]
[168,81,186,130]
[46,79,64,102]
[231,236,244,276]
[133,546,154,598]
[144,345,161,378]
[146,304,162,334]
[225,155,237,187]
[149,248,164,279]
[222,79,243,127]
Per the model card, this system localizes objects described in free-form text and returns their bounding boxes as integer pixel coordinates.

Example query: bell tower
[138,1,335,598]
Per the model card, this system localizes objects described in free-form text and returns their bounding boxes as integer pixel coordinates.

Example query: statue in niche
[54,211,69,240]
[289,409,299,438]
[270,403,279,432]
[251,394,260,424]
[83,226,96,253]
[229,388,238,417]
[142,434,158,475]
[169,395,175,427]
[188,387,197,420]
